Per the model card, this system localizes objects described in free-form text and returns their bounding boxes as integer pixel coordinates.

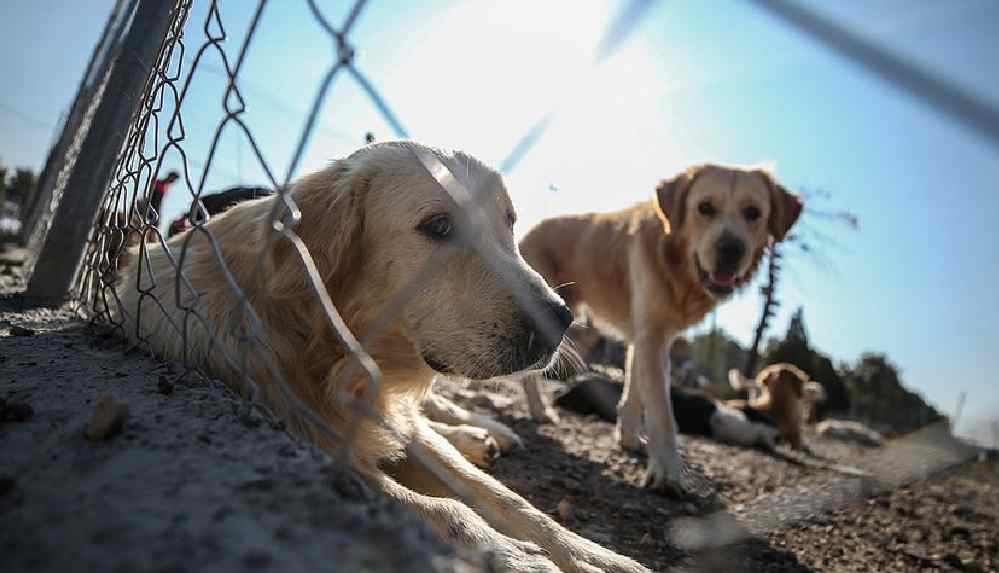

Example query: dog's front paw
[642,455,686,494]
[485,421,524,453]
[567,553,649,573]
[549,542,650,573]
[450,426,500,468]
[486,539,561,572]
[614,421,645,454]
[643,456,718,506]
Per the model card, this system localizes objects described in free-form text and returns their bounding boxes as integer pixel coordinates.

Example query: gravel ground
[0,250,479,573]
[434,377,995,573]
[3,245,996,572]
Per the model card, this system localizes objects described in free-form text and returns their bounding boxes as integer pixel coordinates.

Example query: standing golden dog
[114,141,647,573]
[518,164,802,496]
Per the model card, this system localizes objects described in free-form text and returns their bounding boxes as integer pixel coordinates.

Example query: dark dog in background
[556,363,816,451]
[167,186,274,238]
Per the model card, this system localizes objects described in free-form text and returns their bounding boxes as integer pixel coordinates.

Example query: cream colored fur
[517,164,803,496]
[114,141,647,572]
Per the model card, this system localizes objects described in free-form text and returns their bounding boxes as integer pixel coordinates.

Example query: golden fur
[114,141,647,573]
[726,363,811,450]
[518,164,803,495]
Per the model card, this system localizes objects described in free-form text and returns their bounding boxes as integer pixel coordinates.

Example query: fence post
[18,0,134,250]
[24,0,179,304]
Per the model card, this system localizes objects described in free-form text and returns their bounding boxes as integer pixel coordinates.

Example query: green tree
[688,327,747,398]
[840,353,943,435]
[7,168,37,205]
[0,159,8,209]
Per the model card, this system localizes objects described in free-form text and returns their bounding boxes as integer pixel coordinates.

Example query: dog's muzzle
[696,256,737,297]
[697,234,746,297]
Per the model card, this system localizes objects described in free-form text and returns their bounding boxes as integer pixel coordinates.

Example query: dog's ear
[760,171,803,242]
[264,162,367,300]
[654,166,701,232]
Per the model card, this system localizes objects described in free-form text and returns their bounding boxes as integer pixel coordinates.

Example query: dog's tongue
[712,271,736,287]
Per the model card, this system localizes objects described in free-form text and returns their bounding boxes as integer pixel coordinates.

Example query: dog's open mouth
[696,257,737,297]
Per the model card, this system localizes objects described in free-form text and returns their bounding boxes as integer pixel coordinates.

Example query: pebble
[10,325,36,337]
[85,395,129,441]
[0,399,34,423]
[157,376,175,395]
[557,498,574,522]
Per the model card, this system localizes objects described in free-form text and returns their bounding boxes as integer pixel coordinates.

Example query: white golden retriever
[114,141,647,573]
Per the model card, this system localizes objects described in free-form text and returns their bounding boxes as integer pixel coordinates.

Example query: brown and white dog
[113,141,647,573]
[725,363,818,451]
[517,164,802,495]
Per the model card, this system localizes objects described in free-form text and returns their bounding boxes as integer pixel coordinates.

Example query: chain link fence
[18,0,996,570]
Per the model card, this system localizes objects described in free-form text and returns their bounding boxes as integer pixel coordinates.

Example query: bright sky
[2,1,997,444]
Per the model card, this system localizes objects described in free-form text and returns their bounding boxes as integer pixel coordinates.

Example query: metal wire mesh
[70,0,573,539]
[32,0,995,569]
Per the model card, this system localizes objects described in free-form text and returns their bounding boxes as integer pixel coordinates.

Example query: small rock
[557,498,574,522]
[9,325,35,337]
[0,476,15,498]
[157,375,175,395]
[948,525,971,538]
[85,395,129,441]
[243,550,273,569]
[0,399,34,423]
[940,554,963,569]
[639,532,654,545]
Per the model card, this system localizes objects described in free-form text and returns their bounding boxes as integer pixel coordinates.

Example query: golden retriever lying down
[515,164,802,496]
[114,141,647,573]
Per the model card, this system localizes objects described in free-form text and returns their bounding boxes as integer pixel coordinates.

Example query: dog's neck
[654,228,716,329]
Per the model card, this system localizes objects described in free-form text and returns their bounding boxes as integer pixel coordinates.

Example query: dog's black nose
[532,298,573,347]
[549,300,573,332]
[716,234,746,270]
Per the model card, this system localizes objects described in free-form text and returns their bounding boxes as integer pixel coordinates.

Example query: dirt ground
[3,246,997,572]
[432,376,996,573]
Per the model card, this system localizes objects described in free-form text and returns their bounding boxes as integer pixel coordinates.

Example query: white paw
[451,426,500,468]
[614,421,645,454]
[486,539,561,572]
[642,450,693,498]
[485,421,524,453]
[550,543,651,573]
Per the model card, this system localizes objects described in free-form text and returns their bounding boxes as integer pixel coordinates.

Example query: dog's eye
[743,205,761,222]
[506,211,517,228]
[417,213,453,240]
[697,201,716,217]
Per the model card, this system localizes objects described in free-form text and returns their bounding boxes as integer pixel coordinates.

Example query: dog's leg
[369,469,561,572]
[399,420,649,573]
[423,392,523,453]
[522,372,561,424]
[632,331,689,495]
[614,345,644,453]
